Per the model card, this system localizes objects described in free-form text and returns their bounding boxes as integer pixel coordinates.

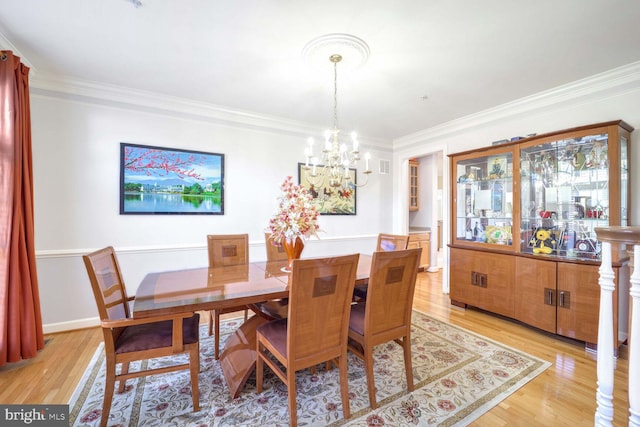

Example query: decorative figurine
[530,228,556,254]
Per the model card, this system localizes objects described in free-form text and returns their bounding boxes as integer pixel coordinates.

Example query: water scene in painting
[120,143,224,214]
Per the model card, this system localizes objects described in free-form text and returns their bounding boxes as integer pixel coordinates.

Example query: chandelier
[302,53,371,189]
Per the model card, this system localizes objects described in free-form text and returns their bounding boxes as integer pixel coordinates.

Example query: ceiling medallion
[302,33,370,71]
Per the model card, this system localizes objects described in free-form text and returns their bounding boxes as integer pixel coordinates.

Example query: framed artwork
[487,156,507,178]
[298,163,356,215]
[120,143,224,215]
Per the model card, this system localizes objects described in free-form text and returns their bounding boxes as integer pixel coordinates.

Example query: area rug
[69,310,550,426]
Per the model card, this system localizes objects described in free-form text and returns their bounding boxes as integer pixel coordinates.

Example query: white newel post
[595,240,615,426]
[594,227,640,427]
[629,244,639,427]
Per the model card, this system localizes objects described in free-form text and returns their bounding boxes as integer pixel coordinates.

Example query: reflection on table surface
[132,254,371,319]
[133,263,288,318]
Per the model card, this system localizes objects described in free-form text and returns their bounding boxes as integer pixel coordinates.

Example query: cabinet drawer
[557,263,607,343]
[514,257,557,334]
[450,248,514,317]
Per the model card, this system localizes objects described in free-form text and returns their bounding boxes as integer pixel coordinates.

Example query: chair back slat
[207,234,249,267]
[287,254,359,361]
[265,232,288,262]
[376,233,410,252]
[82,246,130,321]
[365,248,421,337]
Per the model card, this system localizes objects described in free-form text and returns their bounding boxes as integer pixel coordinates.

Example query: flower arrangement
[268,176,320,245]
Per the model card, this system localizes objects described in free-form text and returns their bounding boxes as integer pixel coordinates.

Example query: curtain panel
[0,50,44,366]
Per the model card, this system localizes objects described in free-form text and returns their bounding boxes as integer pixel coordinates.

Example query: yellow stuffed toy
[531,228,556,254]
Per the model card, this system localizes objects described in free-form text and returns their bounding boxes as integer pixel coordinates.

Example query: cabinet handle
[544,288,555,306]
[558,290,570,308]
[479,274,487,288]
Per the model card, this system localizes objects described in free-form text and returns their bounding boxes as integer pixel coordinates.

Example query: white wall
[30,88,392,332]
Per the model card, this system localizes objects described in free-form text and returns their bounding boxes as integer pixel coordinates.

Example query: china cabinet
[409,159,419,211]
[449,120,633,346]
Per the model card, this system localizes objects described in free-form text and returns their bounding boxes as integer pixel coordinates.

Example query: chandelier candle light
[302,53,372,189]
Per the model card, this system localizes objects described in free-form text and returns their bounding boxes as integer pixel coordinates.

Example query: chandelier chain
[333,59,338,131]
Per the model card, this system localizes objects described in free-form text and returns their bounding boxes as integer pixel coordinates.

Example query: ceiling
[1,0,640,145]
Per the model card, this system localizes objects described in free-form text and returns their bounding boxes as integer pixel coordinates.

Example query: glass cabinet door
[620,136,628,226]
[454,151,514,247]
[520,133,609,259]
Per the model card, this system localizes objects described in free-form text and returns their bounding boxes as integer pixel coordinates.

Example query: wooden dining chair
[376,233,410,251]
[207,233,250,359]
[248,233,291,320]
[83,246,200,427]
[256,253,360,427]
[354,233,411,300]
[348,247,421,409]
[265,232,289,262]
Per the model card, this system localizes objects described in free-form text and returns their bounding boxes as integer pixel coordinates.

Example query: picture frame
[487,156,508,178]
[298,163,357,215]
[120,143,224,215]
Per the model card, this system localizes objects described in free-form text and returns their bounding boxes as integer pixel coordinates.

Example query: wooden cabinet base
[450,299,467,309]
[450,246,628,348]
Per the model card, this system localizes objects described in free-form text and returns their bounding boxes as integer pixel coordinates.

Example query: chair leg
[243,309,248,321]
[287,368,298,427]
[364,344,377,409]
[402,336,414,392]
[208,310,214,336]
[189,345,200,412]
[256,340,264,393]
[339,352,351,419]
[117,362,129,393]
[214,311,221,360]
[101,359,116,427]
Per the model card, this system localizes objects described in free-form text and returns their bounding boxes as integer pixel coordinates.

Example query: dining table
[132,254,372,398]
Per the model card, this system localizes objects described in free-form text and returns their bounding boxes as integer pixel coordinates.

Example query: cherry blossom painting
[120,143,224,214]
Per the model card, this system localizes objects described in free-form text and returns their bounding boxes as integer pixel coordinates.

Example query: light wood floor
[0,268,631,426]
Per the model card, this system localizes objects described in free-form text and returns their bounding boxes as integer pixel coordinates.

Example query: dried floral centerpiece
[268,176,320,271]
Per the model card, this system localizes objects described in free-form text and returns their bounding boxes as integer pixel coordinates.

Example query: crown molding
[393,61,640,150]
[29,72,391,151]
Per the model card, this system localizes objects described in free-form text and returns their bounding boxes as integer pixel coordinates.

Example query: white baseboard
[44,317,99,334]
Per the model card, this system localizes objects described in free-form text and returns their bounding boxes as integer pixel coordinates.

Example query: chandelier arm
[304,165,329,188]
[350,170,371,188]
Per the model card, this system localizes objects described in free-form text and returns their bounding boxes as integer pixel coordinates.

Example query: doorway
[408,151,444,270]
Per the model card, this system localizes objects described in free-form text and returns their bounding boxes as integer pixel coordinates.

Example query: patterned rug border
[69,310,552,426]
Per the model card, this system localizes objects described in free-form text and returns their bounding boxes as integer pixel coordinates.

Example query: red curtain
[0,50,44,366]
